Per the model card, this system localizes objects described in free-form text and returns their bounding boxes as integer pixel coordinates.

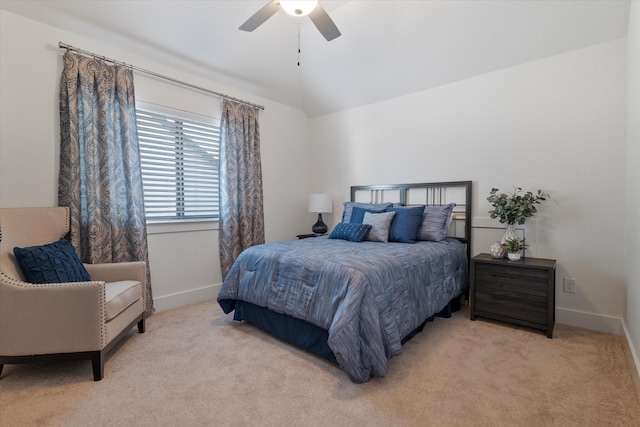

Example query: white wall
[624,0,640,376]
[309,39,628,334]
[0,10,312,311]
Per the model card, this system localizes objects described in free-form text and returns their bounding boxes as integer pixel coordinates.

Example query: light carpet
[1,301,639,426]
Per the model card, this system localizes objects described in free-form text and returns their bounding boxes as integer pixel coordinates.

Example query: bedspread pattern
[217,237,468,383]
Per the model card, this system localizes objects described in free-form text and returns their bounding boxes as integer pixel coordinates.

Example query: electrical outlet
[563,277,576,293]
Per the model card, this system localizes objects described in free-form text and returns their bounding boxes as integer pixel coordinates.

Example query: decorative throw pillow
[418,203,456,242]
[362,211,396,243]
[328,223,372,242]
[341,202,393,223]
[349,206,387,224]
[13,238,91,284]
[387,205,426,243]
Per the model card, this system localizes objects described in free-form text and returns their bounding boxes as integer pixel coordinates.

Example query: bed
[217,181,472,383]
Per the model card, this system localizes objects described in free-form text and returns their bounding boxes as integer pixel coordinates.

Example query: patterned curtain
[58,51,154,316]
[219,99,265,278]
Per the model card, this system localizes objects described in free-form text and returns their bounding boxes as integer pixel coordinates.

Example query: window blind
[136,109,220,221]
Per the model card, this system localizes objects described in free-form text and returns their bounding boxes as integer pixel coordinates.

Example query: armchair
[0,207,146,381]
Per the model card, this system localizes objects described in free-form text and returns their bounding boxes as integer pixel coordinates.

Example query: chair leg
[91,351,104,381]
[137,316,145,334]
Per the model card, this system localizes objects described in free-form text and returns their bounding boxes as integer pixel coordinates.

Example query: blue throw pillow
[349,206,387,224]
[418,203,456,241]
[341,202,393,223]
[13,238,91,284]
[329,223,372,242]
[387,205,426,243]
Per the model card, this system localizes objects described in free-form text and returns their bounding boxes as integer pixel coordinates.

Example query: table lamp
[308,193,332,235]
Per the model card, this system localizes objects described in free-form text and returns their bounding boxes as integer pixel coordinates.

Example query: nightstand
[296,234,318,239]
[470,253,556,338]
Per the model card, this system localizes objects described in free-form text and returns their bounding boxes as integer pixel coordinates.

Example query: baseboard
[555,307,623,335]
[153,283,222,312]
[621,319,640,403]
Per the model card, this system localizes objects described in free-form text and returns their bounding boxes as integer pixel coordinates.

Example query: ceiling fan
[240,1,341,41]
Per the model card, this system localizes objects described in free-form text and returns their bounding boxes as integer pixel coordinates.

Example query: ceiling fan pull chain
[297,21,301,67]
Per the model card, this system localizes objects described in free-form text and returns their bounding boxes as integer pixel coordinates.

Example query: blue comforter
[217,236,468,383]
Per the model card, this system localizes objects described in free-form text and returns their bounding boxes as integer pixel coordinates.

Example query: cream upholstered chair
[0,207,146,381]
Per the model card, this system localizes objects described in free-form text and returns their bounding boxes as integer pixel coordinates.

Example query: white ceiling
[0,0,631,117]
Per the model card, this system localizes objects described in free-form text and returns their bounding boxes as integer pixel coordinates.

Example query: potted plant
[501,238,528,261]
[487,187,549,243]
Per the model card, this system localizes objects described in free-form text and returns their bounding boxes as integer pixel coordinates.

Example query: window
[136,107,220,221]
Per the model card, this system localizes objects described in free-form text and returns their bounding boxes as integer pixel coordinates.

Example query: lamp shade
[308,193,332,213]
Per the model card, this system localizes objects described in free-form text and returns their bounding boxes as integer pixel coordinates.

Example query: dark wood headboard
[350,181,473,262]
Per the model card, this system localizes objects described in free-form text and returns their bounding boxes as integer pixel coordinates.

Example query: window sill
[146,219,219,235]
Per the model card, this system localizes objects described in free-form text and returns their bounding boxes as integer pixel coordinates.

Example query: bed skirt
[233,296,462,364]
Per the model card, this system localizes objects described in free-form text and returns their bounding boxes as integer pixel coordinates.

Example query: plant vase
[501,223,517,244]
[507,252,521,261]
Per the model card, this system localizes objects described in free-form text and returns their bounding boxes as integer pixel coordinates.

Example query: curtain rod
[58,42,265,111]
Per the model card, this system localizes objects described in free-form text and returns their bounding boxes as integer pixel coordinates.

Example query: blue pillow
[329,223,372,242]
[349,206,386,224]
[341,202,393,223]
[387,205,425,243]
[13,238,91,284]
[418,203,456,241]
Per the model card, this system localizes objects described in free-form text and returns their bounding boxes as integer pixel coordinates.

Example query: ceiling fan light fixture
[240,0,340,42]
[280,0,318,17]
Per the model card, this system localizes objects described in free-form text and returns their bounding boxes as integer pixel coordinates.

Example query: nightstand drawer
[474,290,547,325]
[475,264,548,295]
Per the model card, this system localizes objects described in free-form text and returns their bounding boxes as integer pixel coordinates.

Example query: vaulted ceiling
[0,1,631,117]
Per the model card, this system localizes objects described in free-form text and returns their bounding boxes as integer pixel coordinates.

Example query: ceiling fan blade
[239,0,280,32]
[308,4,341,41]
